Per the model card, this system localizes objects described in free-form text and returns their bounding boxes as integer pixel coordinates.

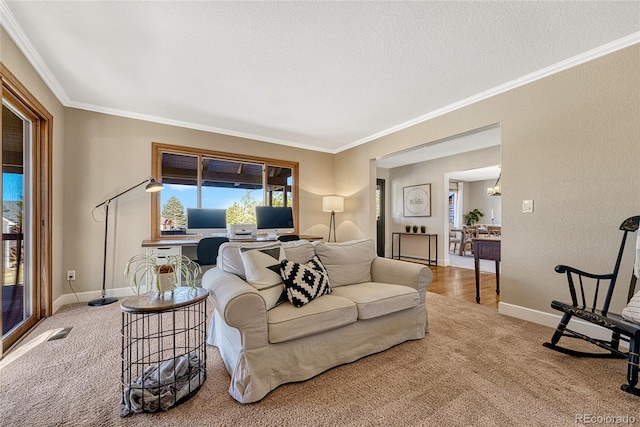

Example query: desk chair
[195,237,229,267]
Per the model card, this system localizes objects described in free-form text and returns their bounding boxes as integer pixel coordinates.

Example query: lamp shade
[323,196,344,212]
[145,177,164,193]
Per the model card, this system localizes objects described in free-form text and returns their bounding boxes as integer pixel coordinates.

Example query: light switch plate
[523,200,534,213]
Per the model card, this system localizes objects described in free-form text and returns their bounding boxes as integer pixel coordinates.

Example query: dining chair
[449,223,461,253]
[459,226,477,256]
[487,225,501,236]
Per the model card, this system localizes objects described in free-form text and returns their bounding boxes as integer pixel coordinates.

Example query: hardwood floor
[427,264,500,309]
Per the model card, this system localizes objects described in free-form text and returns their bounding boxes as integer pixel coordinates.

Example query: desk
[391,232,437,266]
[120,288,207,415]
[141,235,323,275]
[142,234,323,249]
[473,237,501,303]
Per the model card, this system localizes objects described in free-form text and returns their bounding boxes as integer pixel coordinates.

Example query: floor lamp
[323,196,344,242]
[88,176,164,306]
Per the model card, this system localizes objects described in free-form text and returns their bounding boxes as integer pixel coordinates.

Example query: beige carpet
[0,292,637,426]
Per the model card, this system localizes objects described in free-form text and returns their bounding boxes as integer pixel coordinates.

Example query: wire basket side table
[120,287,208,417]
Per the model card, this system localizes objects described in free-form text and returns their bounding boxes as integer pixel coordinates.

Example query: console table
[473,237,501,303]
[120,287,208,416]
[391,232,438,266]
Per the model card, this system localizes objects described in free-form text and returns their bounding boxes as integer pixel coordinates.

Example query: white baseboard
[53,287,136,313]
[499,301,629,350]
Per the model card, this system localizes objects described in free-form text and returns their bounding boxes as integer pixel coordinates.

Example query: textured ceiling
[2,1,639,154]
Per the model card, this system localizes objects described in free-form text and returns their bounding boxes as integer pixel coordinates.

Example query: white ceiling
[2,1,639,155]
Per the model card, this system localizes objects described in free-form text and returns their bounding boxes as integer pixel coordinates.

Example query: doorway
[446,166,501,269]
[1,65,53,354]
[376,179,385,257]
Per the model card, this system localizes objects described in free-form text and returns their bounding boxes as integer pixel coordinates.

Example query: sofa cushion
[267,294,357,343]
[239,244,286,310]
[281,240,316,263]
[330,282,420,320]
[280,256,331,307]
[314,239,376,287]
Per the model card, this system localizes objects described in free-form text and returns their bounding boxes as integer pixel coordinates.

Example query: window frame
[151,142,299,240]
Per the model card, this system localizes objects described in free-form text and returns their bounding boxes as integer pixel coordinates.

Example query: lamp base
[88,296,118,307]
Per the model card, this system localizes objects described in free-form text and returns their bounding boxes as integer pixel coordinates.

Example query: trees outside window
[161,196,186,230]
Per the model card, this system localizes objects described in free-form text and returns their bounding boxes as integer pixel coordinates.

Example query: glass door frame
[1,64,53,354]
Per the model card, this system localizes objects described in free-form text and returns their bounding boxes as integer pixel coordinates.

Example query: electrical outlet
[67,270,76,281]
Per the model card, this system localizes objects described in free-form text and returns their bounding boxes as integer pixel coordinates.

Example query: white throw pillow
[239,244,286,310]
[621,290,640,324]
[218,241,279,278]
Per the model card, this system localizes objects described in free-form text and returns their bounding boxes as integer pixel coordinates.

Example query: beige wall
[466,179,502,226]
[1,29,66,309]
[63,109,334,296]
[336,44,640,315]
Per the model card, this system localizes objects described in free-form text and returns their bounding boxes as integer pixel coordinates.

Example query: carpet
[0,292,637,426]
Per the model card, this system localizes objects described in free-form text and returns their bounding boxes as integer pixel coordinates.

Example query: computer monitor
[255,206,294,237]
[186,208,227,236]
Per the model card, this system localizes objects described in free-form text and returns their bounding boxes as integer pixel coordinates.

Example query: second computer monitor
[255,206,294,236]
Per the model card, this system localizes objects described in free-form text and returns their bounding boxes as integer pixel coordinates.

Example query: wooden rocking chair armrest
[554,264,615,280]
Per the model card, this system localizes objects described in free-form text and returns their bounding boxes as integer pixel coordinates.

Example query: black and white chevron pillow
[280,256,331,307]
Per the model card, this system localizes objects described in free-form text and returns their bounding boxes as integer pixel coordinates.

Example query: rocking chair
[543,215,640,396]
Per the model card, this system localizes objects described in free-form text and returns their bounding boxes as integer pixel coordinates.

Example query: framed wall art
[403,184,431,217]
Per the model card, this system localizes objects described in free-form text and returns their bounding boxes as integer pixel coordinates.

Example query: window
[448,181,458,226]
[151,143,298,239]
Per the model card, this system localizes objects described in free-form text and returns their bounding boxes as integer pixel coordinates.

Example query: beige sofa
[202,238,432,403]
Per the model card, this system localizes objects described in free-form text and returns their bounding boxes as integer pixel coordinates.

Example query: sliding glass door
[1,100,34,349]
[1,64,52,355]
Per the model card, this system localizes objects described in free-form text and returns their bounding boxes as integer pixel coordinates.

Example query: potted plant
[405,225,411,232]
[420,225,426,233]
[464,209,484,226]
[125,254,201,295]
[412,225,418,233]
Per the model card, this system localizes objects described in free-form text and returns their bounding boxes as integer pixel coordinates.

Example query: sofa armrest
[370,257,432,296]
[201,267,269,348]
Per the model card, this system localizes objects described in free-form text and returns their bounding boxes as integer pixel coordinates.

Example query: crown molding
[2,0,637,155]
[67,100,335,154]
[341,32,640,153]
[0,0,70,105]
